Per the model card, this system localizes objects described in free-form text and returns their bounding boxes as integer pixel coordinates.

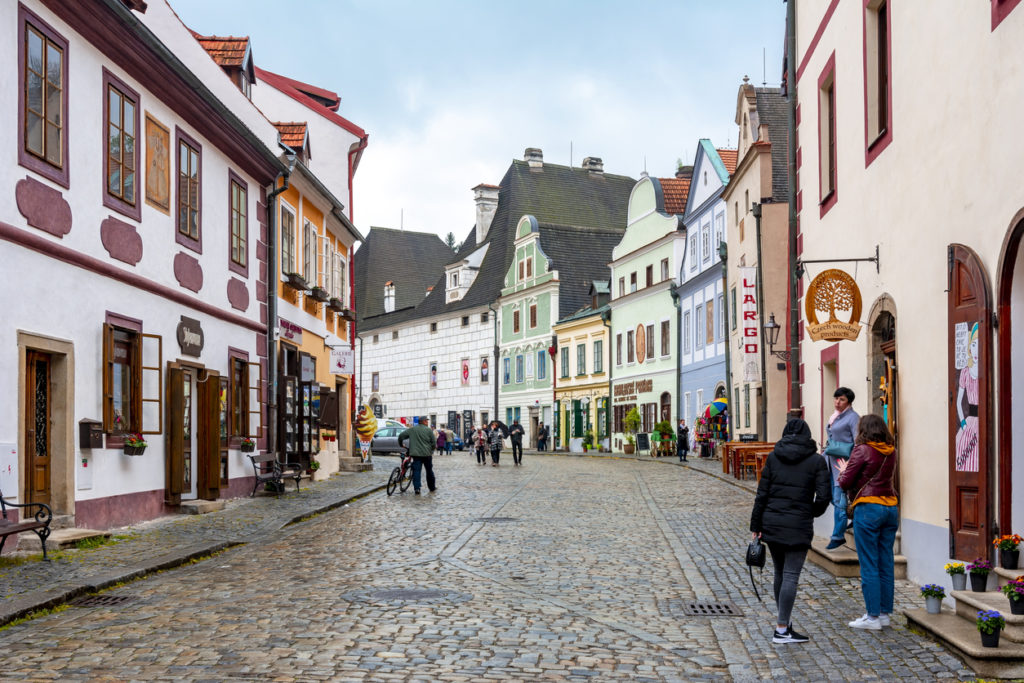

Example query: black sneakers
[772,626,809,644]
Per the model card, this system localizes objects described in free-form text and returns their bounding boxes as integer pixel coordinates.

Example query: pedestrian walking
[473,426,488,465]
[398,416,437,495]
[749,418,831,645]
[824,387,860,550]
[537,422,548,451]
[488,421,504,466]
[677,419,690,462]
[837,414,899,631]
[435,427,447,457]
[509,419,525,466]
[445,428,454,455]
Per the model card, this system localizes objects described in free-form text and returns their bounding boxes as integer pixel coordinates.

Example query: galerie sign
[330,347,354,374]
[739,267,760,382]
[805,269,862,342]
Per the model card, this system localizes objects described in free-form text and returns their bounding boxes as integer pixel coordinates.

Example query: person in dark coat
[509,420,525,466]
[750,418,831,644]
[677,419,690,462]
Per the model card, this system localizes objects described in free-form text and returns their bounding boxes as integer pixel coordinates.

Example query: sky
[169,0,787,244]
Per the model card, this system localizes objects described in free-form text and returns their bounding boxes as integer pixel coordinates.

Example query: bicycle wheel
[386,467,401,496]
[399,461,413,492]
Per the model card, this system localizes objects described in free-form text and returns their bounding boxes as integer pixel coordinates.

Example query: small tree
[445,232,457,250]
[623,407,641,446]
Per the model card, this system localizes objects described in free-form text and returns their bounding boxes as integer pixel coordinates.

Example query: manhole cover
[473,517,517,523]
[681,601,742,617]
[70,595,137,607]
[340,587,473,606]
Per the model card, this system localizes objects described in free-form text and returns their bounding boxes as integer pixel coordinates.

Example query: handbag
[824,439,853,458]
[745,538,767,601]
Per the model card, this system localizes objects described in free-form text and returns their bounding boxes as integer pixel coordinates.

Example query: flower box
[123,433,147,456]
[310,286,330,302]
[328,297,345,312]
[124,445,146,456]
[284,272,308,292]
[339,308,356,322]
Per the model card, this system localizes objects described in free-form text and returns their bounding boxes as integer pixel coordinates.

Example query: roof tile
[658,177,691,215]
[191,31,250,68]
[717,148,738,175]
[273,121,307,150]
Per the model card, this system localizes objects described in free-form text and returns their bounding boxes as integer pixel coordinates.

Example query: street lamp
[764,312,791,361]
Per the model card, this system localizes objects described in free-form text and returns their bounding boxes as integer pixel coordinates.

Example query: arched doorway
[947,244,993,561]
[867,297,898,438]
[660,392,672,423]
[997,213,1024,538]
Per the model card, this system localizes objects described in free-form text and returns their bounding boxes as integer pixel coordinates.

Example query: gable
[612,177,680,260]
[685,142,728,216]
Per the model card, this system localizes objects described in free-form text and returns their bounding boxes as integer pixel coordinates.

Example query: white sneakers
[848,614,886,630]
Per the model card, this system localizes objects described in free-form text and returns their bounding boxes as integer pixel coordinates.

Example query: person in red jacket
[837,414,899,631]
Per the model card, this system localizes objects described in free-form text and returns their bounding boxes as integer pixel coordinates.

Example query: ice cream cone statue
[354,404,378,462]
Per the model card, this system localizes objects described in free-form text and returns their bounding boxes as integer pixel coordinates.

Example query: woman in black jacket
[750,418,831,644]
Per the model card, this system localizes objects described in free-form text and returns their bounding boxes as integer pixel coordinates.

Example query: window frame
[560,346,570,378]
[818,52,838,217]
[101,312,161,440]
[302,219,318,287]
[228,169,248,276]
[689,234,698,271]
[513,309,521,334]
[529,303,537,329]
[660,320,670,357]
[683,311,692,354]
[228,348,249,444]
[175,127,203,253]
[615,333,622,366]
[515,354,524,383]
[576,343,586,376]
[626,330,635,364]
[630,272,637,293]
[645,265,653,287]
[695,304,704,350]
[536,349,547,380]
[280,202,296,275]
[702,224,711,263]
[503,357,511,384]
[102,68,140,221]
[646,323,655,361]
[618,277,625,297]
[18,5,70,188]
[863,0,893,166]
[660,258,669,282]
[593,339,603,374]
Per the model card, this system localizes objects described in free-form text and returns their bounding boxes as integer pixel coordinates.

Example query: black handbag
[746,538,767,601]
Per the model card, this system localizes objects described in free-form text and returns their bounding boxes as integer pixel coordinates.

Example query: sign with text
[279,319,303,345]
[613,378,653,403]
[176,316,204,357]
[805,268,862,342]
[739,267,761,382]
[330,347,354,374]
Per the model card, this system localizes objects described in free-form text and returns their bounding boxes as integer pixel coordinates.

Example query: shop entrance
[24,350,51,507]
[998,218,1024,538]
[166,363,221,505]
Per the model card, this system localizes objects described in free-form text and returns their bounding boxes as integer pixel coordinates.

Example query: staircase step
[179,499,226,515]
[17,527,110,552]
[807,536,907,579]
[953,590,1024,643]
[904,608,1024,679]
[995,566,1024,588]
[49,514,75,530]
[338,457,373,472]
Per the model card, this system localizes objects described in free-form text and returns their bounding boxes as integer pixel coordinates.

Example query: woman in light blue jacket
[825,387,860,549]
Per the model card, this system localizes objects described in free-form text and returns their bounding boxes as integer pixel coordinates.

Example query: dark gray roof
[755,88,790,203]
[537,224,623,318]
[354,227,453,323]
[556,302,609,326]
[357,159,636,332]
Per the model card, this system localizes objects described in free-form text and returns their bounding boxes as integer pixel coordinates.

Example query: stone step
[338,457,373,472]
[953,590,1024,643]
[179,499,226,515]
[904,608,1024,679]
[996,566,1024,588]
[50,514,75,530]
[17,527,110,552]
[806,536,907,579]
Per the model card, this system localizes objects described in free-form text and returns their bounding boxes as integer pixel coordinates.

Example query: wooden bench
[0,488,53,561]
[246,453,303,497]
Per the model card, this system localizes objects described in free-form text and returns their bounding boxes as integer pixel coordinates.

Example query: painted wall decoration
[480,357,489,383]
[429,362,438,388]
[461,359,470,386]
[144,113,170,213]
[954,321,979,472]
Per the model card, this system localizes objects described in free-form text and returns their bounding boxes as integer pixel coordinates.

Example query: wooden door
[165,367,184,505]
[24,351,51,506]
[947,244,993,561]
[198,371,221,501]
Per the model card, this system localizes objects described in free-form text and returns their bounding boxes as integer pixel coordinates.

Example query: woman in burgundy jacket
[837,414,899,631]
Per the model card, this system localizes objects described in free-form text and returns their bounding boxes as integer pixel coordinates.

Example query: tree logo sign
[804,269,862,341]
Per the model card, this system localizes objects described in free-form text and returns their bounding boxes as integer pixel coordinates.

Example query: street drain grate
[473,517,517,523]
[340,587,473,606]
[70,595,137,608]
[681,601,742,617]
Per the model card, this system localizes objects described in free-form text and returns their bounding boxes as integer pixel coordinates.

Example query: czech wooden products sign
[805,269,862,341]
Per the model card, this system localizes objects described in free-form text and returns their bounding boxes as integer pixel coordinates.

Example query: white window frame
[303,219,318,286]
[690,234,698,271]
[695,304,704,349]
[701,224,711,263]
[280,202,297,275]
[683,311,692,354]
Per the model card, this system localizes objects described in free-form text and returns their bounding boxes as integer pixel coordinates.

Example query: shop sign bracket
[796,244,878,278]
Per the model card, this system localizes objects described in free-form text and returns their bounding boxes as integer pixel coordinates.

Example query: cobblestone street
[0,455,975,681]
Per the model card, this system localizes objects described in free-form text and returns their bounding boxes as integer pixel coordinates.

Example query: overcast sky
[169,0,786,243]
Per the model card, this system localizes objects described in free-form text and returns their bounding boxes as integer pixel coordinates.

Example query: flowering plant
[124,433,147,448]
[920,584,946,599]
[968,558,993,575]
[944,562,965,575]
[976,609,1005,634]
[993,534,1023,551]
[1002,577,1024,602]
[241,437,256,448]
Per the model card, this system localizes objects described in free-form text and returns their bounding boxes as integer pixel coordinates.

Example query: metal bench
[0,488,53,561]
[246,453,303,497]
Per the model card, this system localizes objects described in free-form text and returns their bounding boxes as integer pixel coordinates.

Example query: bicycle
[386,452,414,496]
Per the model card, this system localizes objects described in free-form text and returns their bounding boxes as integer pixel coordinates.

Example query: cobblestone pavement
[0,455,975,681]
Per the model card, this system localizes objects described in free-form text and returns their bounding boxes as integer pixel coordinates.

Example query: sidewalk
[0,465,386,627]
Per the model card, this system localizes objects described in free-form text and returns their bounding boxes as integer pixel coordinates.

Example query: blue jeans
[852,502,899,617]
[411,456,435,492]
[831,481,848,541]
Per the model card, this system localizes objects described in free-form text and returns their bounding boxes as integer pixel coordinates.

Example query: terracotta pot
[980,628,1001,648]
[623,444,635,455]
[1000,549,1020,570]
[970,572,989,592]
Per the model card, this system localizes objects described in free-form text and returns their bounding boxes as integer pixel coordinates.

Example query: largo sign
[739,267,761,382]
[805,269,862,342]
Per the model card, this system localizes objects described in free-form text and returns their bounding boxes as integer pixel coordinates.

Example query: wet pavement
[0,453,975,681]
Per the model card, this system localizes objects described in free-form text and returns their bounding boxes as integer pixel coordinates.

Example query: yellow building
[553,284,611,452]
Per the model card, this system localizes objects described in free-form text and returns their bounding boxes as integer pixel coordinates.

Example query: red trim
[102,68,142,222]
[255,67,367,138]
[995,209,1024,534]
[796,0,842,82]
[227,168,249,278]
[818,53,838,218]
[17,3,70,189]
[174,127,203,254]
[105,310,143,333]
[862,0,893,167]
[0,220,264,333]
[992,0,1023,30]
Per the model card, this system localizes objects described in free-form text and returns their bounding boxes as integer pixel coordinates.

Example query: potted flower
[240,437,256,453]
[309,458,321,473]
[920,584,945,614]
[123,433,147,456]
[582,431,594,452]
[1001,576,1024,615]
[945,561,967,591]
[622,407,641,455]
[993,533,1022,570]
[968,558,993,592]
[310,285,330,302]
[976,609,1005,648]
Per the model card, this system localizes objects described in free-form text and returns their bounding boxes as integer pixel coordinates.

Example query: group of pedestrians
[749,387,900,644]
[470,419,528,467]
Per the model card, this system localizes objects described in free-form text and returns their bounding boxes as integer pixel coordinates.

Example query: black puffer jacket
[750,419,831,547]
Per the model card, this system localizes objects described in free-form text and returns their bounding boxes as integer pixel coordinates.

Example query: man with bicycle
[398,416,437,495]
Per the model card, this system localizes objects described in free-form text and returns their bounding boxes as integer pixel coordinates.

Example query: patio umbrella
[704,398,729,419]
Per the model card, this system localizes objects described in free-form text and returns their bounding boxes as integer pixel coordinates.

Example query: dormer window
[451,272,459,288]
[239,69,250,99]
[384,281,395,313]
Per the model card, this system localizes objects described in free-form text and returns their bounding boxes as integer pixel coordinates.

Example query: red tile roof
[658,177,691,215]
[273,122,307,150]
[717,148,738,175]
[190,31,250,68]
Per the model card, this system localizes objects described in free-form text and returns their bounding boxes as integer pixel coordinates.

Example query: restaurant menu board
[280,376,297,454]
[636,432,650,453]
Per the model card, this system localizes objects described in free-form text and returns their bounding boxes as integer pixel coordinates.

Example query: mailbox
[79,419,103,449]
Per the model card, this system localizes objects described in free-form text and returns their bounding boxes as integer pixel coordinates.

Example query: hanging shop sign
[805,269,863,342]
[330,347,354,374]
[739,267,761,382]
[176,316,204,357]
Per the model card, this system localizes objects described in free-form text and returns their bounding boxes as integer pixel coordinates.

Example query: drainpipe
[786,0,801,412]
[601,309,613,449]
[717,240,734,442]
[670,283,681,424]
[266,154,296,455]
[357,334,363,405]
[488,302,499,421]
[753,202,768,440]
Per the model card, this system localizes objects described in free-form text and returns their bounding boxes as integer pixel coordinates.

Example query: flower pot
[925,596,942,614]
[951,573,967,591]
[241,443,255,453]
[1000,549,1020,570]
[623,444,635,455]
[980,628,1001,648]
[1010,598,1024,616]
[124,445,146,456]
[970,572,989,592]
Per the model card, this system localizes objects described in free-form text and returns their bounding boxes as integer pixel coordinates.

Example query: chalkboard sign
[636,432,650,452]
[739,433,759,442]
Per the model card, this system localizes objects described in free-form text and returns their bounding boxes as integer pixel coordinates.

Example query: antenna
[400,208,404,230]
[763,47,767,86]
[570,141,573,168]
[643,155,647,174]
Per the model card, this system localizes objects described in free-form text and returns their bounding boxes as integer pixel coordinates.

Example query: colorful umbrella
[704,398,729,418]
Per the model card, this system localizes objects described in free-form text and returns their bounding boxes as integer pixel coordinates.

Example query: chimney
[582,157,604,174]
[676,165,693,180]
[524,147,543,168]
[472,183,500,244]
